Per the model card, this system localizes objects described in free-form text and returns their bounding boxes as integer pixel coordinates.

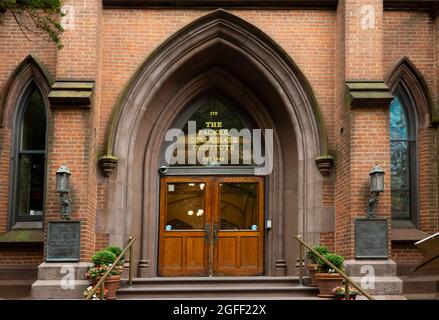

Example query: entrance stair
[117,276,322,299]
[397,262,439,300]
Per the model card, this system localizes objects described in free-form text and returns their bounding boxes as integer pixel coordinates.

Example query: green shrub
[92,250,116,266]
[105,246,123,259]
[105,246,124,266]
[317,253,344,273]
[306,245,330,264]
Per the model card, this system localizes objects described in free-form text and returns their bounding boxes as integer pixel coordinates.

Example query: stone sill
[391,228,429,243]
[0,230,44,247]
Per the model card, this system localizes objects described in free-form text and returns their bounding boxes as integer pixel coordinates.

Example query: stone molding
[48,80,95,107]
[346,81,394,109]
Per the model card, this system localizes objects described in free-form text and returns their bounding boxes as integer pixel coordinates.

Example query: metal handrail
[85,236,136,300]
[295,235,374,300]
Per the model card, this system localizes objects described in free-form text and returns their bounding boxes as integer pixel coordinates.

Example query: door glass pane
[219,182,258,230]
[165,182,205,230]
[21,89,46,151]
[17,154,45,218]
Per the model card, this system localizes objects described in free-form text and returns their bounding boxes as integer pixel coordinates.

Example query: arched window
[390,85,417,227]
[13,83,47,225]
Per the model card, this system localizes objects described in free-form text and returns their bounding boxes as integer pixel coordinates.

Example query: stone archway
[102,9,332,277]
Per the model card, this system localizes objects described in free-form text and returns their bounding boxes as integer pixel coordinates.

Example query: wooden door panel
[160,233,207,276]
[240,236,259,268]
[213,177,264,276]
[162,237,182,267]
[186,236,206,268]
[158,177,210,277]
[217,237,237,267]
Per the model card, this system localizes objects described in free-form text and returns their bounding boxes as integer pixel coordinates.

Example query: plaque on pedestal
[355,218,388,259]
[46,221,81,262]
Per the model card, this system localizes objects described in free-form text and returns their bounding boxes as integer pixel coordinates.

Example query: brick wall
[0,11,57,235]
[0,247,43,265]
[319,232,335,253]
[383,11,438,258]
[0,4,438,269]
[43,0,102,261]
[392,243,423,262]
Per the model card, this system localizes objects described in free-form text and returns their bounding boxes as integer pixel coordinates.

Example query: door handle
[213,224,219,244]
[205,223,211,242]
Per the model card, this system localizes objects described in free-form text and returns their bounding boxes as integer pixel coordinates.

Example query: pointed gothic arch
[0,55,51,229]
[102,9,333,277]
[386,57,434,127]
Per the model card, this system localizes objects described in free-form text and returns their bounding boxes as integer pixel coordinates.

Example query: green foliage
[105,246,124,266]
[306,245,330,264]
[105,246,123,258]
[92,250,117,267]
[0,0,64,49]
[86,265,121,280]
[317,253,344,273]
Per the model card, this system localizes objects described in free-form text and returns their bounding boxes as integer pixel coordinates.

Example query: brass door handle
[205,223,211,242]
[213,224,218,244]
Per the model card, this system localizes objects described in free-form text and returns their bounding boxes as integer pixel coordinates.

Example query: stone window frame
[386,57,435,230]
[0,55,52,230]
[11,82,48,227]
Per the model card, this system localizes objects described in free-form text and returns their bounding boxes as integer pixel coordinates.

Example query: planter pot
[104,275,121,300]
[88,275,121,300]
[315,273,343,298]
[306,263,318,287]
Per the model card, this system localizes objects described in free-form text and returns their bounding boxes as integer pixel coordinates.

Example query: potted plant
[315,253,344,298]
[332,285,359,300]
[306,245,330,287]
[86,249,123,300]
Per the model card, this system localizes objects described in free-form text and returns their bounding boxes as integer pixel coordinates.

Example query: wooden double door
[159,176,264,276]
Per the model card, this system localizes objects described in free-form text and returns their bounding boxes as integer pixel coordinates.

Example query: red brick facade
[0,1,438,276]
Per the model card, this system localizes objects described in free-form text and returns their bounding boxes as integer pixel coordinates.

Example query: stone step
[356,295,406,300]
[121,276,306,288]
[345,260,397,277]
[350,276,403,295]
[403,293,439,300]
[400,275,439,294]
[31,279,90,299]
[117,285,319,299]
[0,265,38,280]
[0,279,34,299]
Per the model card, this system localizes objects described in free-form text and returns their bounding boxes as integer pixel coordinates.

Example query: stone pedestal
[31,262,92,299]
[345,259,404,299]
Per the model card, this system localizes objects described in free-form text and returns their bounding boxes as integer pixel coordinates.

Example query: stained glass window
[390,96,415,223]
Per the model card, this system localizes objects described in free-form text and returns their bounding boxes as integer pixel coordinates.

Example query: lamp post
[56,163,72,220]
[367,164,385,219]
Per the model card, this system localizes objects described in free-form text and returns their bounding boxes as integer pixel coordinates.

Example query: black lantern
[56,164,71,193]
[367,164,385,219]
[56,163,72,219]
[370,164,385,193]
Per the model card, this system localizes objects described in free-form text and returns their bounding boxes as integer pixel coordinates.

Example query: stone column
[32,0,102,299]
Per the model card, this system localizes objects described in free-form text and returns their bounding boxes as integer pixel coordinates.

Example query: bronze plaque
[46,221,81,262]
[355,218,388,259]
